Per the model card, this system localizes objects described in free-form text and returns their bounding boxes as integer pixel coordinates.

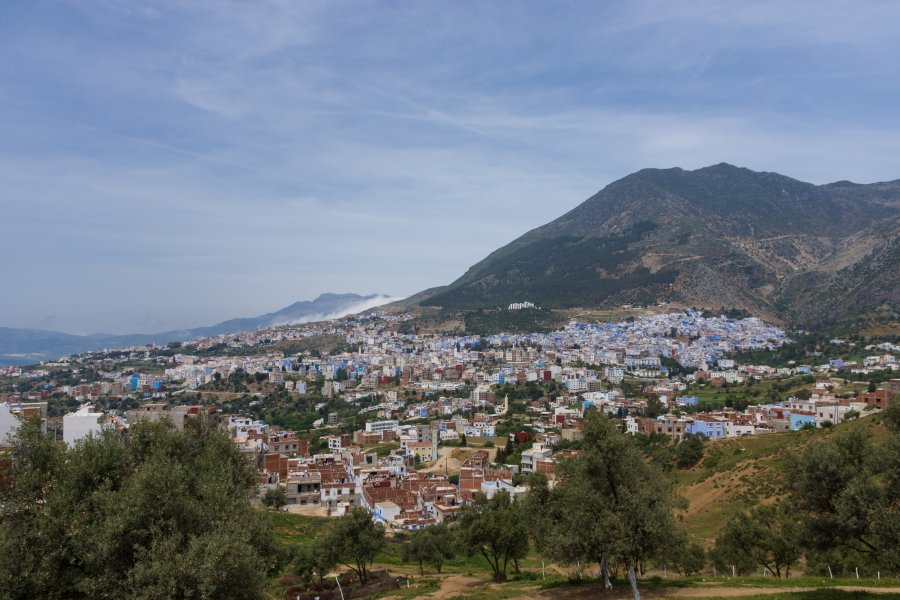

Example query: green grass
[266,511,332,547]
[685,375,819,409]
[370,577,440,599]
[678,592,900,600]
[679,576,900,589]
[366,442,400,458]
[675,415,890,543]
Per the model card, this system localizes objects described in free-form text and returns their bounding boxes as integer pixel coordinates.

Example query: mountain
[421,164,900,327]
[0,293,392,365]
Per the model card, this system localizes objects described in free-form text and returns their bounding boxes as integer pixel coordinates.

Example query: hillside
[675,415,891,546]
[421,164,900,328]
[264,416,898,599]
[0,293,390,365]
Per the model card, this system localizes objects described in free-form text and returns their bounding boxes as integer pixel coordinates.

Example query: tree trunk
[482,549,502,582]
[627,564,641,600]
[601,556,612,589]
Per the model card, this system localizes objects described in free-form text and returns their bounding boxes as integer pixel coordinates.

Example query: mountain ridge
[421,163,900,327]
[0,293,392,365]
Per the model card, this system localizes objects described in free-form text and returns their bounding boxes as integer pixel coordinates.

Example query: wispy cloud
[2,0,899,332]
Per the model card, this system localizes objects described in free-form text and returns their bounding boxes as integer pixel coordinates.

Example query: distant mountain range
[0,293,392,366]
[421,163,900,328]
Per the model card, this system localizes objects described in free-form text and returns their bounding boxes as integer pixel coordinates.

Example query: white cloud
[1,0,899,332]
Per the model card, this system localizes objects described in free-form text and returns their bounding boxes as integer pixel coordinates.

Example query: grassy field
[674,415,890,545]
[693,593,900,600]
[267,511,333,548]
[365,442,401,458]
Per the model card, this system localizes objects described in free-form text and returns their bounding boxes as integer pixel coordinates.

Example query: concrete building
[520,443,553,474]
[63,404,107,447]
[366,419,399,433]
[0,401,48,443]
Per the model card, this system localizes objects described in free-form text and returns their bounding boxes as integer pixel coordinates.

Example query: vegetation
[401,523,456,575]
[456,490,528,582]
[0,416,279,600]
[262,486,287,511]
[675,434,706,469]
[784,403,900,575]
[424,222,676,311]
[530,411,685,598]
[320,507,386,585]
[712,502,803,577]
[463,308,566,335]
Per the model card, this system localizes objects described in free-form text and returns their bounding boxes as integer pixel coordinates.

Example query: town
[2,308,897,531]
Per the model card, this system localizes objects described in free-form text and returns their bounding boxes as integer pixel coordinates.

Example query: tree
[292,542,337,584]
[713,503,802,577]
[263,486,287,511]
[456,491,528,582]
[542,410,684,597]
[402,524,456,575]
[883,400,900,433]
[0,416,279,600]
[459,433,467,447]
[645,396,665,418]
[402,529,431,576]
[675,434,706,469]
[533,412,684,599]
[674,542,707,576]
[322,507,385,585]
[786,428,898,572]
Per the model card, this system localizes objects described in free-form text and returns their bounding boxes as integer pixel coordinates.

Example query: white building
[520,443,553,474]
[365,419,399,433]
[0,403,19,443]
[63,404,108,447]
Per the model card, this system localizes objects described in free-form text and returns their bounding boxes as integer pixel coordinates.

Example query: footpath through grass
[693,592,900,600]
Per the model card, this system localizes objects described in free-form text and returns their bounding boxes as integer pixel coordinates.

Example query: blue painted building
[686,419,725,439]
[789,413,816,430]
[676,396,700,407]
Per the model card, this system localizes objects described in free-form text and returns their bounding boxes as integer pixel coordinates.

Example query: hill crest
[422,164,900,327]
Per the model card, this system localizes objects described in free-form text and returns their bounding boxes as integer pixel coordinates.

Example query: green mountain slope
[422,164,900,326]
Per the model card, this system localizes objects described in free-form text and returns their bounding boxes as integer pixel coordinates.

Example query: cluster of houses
[2,307,898,531]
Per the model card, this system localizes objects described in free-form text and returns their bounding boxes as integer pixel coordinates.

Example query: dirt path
[423,575,488,599]
[521,584,900,599]
[429,576,900,600]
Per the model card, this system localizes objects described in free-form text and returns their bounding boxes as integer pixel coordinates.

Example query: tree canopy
[712,502,802,577]
[531,411,685,598]
[321,507,385,585]
[456,490,528,582]
[401,523,456,575]
[785,414,900,575]
[0,416,279,600]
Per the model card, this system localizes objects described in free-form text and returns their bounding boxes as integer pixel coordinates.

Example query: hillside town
[1,309,897,530]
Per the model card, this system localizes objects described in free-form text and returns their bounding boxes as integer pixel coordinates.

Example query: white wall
[0,404,19,444]
[63,406,106,447]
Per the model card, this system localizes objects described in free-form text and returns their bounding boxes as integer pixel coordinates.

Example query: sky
[2,0,900,334]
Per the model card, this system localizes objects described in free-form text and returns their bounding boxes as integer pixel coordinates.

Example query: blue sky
[2,1,900,334]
